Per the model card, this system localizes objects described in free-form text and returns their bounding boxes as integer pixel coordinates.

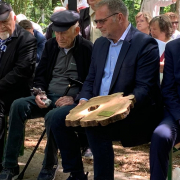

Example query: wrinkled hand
[55,96,74,107]
[78,99,87,106]
[35,95,48,108]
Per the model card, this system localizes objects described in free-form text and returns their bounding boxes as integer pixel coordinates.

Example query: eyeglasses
[94,13,119,25]
[172,21,179,24]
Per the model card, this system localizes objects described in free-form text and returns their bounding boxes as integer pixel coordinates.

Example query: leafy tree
[5,0,63,33]
[123,0,141,26]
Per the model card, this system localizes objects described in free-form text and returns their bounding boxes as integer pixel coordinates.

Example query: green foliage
[6,0,63,33]
[5,0,177,33]
[160,3,176,14]
[123,0,141,26]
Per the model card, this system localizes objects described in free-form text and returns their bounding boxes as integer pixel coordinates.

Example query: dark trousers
[2,94,60,168]
[51,104,86,173]
[0,101,5,165]
[150,110,180,180]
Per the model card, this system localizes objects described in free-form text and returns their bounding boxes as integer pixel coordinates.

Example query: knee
[51,111,66,131]
[11,98,28,113]
[151,124,175,148]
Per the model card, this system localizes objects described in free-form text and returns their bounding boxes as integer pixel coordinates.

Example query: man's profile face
[0,12,16,40]
[95,5,118,39]
[55,25,79,49]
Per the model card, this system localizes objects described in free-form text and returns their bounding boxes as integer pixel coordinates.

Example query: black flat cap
[50,10,80,32]
[0,2,12,21]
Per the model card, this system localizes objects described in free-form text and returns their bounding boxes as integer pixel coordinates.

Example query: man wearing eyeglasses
[165,12,180,40]
[50,0,162,179]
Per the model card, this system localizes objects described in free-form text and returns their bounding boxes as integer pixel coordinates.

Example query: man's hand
[78,99,87,106]
[35,95,48,108]
[55,96,74,107]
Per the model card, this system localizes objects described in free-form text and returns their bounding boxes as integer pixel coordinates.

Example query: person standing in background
[18,19,46,66]
[79,0,102,43]
[165,12,180,40]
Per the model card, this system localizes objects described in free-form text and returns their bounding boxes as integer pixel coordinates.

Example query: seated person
[135,11,152,35]
[150,38,180,180]
[150,14,173,82]
[16,13,43,34]
[50,0,162,179]
[150,14,173,43]
[0,2,36,171]
[165,12,180,40]
[18,19,46,65]
[0,10,92,180]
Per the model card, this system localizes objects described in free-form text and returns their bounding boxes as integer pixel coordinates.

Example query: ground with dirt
[24,118,180,179]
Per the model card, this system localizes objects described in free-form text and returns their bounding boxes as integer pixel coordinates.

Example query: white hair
[16,14,27,23]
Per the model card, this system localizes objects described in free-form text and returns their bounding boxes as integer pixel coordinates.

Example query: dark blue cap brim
[0,11,11,21]
[52,24,71,32]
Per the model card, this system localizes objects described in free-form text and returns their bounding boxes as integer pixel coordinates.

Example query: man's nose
[96,22,101,29]
[0,22,5,28]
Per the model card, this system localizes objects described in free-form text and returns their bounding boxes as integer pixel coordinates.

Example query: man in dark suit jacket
[0,2,36,172]
[0,10,92,180]
[150,39,180,180]
[18,19,46,65]
[50,0,162,179]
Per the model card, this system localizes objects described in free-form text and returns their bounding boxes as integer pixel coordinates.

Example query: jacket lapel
[109,26,135,92]
[95,39,110,95]
[0,25,19,77]
[0,38,17,77]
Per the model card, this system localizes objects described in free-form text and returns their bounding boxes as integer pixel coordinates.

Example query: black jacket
[33,35,93,93]
[0,24,37,108]
[79,7,90,40]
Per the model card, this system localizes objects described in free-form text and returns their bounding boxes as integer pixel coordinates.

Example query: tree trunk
[52,0,58,8]
[176,0,180,30]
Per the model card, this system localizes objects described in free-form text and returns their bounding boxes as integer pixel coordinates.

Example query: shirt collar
[62,38,76,54]
[11,24,19,38]
[108,23,131,45]
[89,7,94,16]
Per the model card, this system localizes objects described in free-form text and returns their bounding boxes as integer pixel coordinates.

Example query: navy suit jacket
[78,26,163,146]
[162,39,180,121]
[33,29,46,64]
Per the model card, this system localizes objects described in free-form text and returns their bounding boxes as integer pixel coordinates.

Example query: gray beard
[0,32,10,40]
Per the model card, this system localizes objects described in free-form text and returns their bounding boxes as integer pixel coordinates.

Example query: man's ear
[14,15,16,21]
[75,26,80,35]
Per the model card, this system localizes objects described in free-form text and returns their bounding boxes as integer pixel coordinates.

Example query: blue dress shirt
[81,23,131,101]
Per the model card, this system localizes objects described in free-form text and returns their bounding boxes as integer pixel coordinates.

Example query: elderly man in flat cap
[0,1,36,173]
[0,10,92,180]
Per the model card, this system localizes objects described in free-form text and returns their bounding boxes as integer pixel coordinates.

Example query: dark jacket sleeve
[33,38,58,91]
[0,30,37,94]
[161,39,180,121]
[34,29,46,63]
[132,37,160,109]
